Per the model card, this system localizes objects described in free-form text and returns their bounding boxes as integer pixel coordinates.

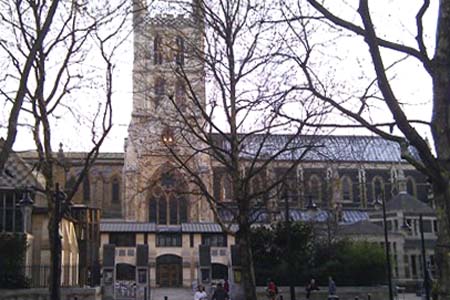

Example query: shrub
[251,224,386,286]
[0,233,29,289]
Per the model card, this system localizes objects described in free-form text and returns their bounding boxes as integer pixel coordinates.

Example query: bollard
[164,296,168,300]
[355,297,359,300]
[367,293,371,300]
[279,296,283,300]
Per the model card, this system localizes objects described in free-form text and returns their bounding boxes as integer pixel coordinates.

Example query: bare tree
[280,0,450,298]
[0,1,130,299]
[131,1,332,299]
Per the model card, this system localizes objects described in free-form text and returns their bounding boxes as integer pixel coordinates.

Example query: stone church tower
[124,0,213,223]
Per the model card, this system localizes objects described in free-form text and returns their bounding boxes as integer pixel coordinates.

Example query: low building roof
[100,222,157,232]
[100,221,238,233]
[339,220,385,236]
[218,208,369,225]
[386,192,434,214]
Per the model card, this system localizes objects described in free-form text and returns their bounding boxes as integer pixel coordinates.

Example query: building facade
[0,141,80,288]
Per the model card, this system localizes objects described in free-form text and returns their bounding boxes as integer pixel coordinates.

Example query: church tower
[124,0,212,223]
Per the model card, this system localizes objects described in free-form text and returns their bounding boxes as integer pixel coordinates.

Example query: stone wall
[256,286,389,300]
[0,287,101,300]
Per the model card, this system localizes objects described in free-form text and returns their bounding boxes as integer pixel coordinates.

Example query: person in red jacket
[267,279,278,300]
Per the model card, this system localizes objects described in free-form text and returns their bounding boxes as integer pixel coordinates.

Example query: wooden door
[158,264,181,287]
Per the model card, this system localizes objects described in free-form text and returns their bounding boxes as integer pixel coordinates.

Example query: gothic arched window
[175,36,185,65]
[372,176,385,202]
[308,175,322,203]
[155,77,165,105]
[179,197,188,223]
[148,166,189,225]
[83,175,90,203]
[406,176,417,197]
[154,34,163,65]
[158,197,167,225]
[175,80,185,108]
[65,175,76,191]
[112,177,120,204]
[149,197,157,222]
[221,174,233,202]
[341,176,353,202]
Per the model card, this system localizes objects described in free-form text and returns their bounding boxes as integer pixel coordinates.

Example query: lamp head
[306,196,317,211]
[401,217,412,232]
[373,195,383,210]
[19,190,34,207]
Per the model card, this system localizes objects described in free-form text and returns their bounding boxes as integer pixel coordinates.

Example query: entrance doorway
[212,263,228,281]
[156,255,182,287]
[115,263,136,299]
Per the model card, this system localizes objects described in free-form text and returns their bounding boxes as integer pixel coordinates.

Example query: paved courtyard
[150,288,193,300]
[396,293,422,300]
[148,287,422,300]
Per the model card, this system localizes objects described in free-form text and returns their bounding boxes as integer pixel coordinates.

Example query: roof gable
[0,139,44,189]
[386,192,434,214]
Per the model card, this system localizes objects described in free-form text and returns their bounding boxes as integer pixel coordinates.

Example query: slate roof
[0,139,44,189]
[386,192,434,214]
[19,151,124,162]
[100,222,157,232]
[215,134,418,163]
[339,220,385,236]
[17,135,416,164]
[182,223,238,233]
[218,208,369,225]
[100,222,237,233]
[288,209,368,224]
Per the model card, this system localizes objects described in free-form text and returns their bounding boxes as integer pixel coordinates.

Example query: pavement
[396,293,422,300]
[148,288,422,300]
[150,287,193,300]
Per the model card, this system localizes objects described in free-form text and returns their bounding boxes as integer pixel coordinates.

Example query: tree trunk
[238,222,257,300]
[433,186,450,300]
[48,191,62,300]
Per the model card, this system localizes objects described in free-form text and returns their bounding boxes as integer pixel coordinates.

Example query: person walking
[224,279,230,293]
[306,278,319,299]
[211,282,229,300]
[328,276,337,300]
[194,285,208,300]
[267,279,278,300]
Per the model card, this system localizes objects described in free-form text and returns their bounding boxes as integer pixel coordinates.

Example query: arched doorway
[148,163,189,225]
[156,255,182,287]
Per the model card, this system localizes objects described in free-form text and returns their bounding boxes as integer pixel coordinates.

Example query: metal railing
[23,265,80,288]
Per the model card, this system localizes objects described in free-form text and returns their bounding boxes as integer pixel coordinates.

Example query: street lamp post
[419,214,431,300]
[283,190,296,300]
[50,183,72,299]
[18,190,34,234]
[375,196,394,300]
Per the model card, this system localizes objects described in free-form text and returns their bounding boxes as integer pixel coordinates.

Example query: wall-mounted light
[161,127,175,146]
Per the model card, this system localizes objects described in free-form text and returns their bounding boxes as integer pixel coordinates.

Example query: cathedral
[0,0,437,299]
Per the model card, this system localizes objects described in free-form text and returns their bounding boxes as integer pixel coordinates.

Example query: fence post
[368,293,371,300]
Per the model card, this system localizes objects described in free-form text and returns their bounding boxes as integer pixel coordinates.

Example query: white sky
[1,0,439,153]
